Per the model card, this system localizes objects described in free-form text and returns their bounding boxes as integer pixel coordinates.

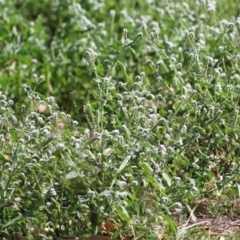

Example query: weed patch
[0,0,240,239]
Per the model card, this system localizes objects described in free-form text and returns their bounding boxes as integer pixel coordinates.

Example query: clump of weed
[1,1,240,239]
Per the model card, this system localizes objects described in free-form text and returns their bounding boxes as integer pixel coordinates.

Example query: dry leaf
[10,202,20,211]
[102,221,116,232]
[103,148,113,156]
[38,104,47,113]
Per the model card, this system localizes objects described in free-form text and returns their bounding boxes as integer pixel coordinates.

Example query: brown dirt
[173,198,240,238]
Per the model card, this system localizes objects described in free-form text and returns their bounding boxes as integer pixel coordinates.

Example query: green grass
[0,0,240,239]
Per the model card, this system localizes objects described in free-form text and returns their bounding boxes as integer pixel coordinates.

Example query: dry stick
[130,224,147,240]
[38,234,49,239]
[133,232,147,240]
[227,224,240,229]
[183,220,210,230]
[224,220,240,230]
[130,224,136,238]
[176,204,198,240]
[230,220,240,224]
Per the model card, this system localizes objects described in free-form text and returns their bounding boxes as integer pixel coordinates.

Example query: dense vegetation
[0,0,240,239]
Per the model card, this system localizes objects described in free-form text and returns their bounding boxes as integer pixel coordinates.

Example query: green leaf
[37,137,53,150]
[117,61,133,84]
[96,63,104,76]
[65,171,79,179]
[237,183,240,198]
[9,129,18,142]
[117,205,131,222]
[0,153,7,162]
[162,172,172,187]
[2,215,23,229]
[110,155,131,188]
[117,155,131,174]
[140,162,165,194]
